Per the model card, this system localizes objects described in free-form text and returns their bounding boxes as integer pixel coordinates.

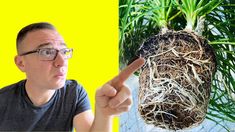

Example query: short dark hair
[16,22,56,53]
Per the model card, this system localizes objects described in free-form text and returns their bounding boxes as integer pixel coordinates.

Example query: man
[0,22,145,131]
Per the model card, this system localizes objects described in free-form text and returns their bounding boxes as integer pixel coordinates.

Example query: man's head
[15,22,72,89]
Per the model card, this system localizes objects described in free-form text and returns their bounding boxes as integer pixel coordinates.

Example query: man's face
[18,29,69,89]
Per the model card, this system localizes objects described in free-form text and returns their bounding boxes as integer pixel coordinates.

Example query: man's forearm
[90,108,113,132]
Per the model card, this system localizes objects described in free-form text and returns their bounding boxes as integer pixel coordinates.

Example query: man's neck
[25,81,56,107]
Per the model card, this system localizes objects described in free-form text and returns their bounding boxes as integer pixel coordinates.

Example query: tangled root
[137,30,216,130]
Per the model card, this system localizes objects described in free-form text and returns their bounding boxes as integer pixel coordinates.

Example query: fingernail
[110,88,117,96]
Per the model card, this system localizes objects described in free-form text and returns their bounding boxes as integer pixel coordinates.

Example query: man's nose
[53,52,67,67]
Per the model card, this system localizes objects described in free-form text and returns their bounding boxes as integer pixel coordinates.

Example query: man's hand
[90,58,145,132]
[95,58,145,117]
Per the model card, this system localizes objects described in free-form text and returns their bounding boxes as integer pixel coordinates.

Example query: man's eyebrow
[36,42,67,49]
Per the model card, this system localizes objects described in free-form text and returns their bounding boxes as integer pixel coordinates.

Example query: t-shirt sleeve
[74,83,91,115]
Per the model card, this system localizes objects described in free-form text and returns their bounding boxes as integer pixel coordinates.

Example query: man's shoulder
[0,80,25,104]
[0,80,25,95]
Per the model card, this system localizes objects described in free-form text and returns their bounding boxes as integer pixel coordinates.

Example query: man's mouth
[54,73,66,78]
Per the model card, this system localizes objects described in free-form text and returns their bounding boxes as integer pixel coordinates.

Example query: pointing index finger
[111,58,145,87]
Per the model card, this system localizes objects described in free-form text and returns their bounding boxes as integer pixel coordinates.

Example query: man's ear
[14,55,26,72]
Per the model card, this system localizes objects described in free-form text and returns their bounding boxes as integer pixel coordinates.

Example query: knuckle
[124,87,131,96]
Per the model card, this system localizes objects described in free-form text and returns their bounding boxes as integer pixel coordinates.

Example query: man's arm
[73,110,94,132]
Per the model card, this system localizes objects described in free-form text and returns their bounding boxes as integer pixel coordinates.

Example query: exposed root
[138,30,216,130]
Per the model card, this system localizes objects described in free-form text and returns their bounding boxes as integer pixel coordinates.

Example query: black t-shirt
[0,79,91,131]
